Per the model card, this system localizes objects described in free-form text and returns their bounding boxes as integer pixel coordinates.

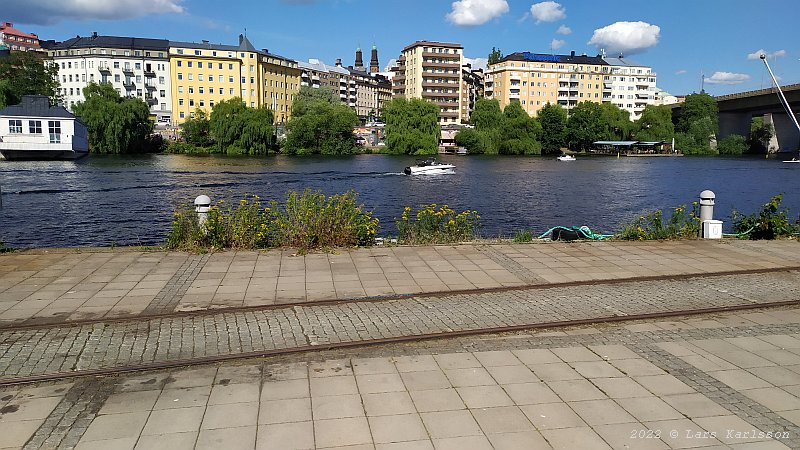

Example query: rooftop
[52,34,168,52]
[498,51,607,66]
[0,95,76,119]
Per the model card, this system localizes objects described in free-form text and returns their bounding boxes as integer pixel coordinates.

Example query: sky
[4,0,799,96]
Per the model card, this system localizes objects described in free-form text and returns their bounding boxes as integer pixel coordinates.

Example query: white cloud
[556,24,571,35]
[464,57,488,71]
[675,70,687,75]
[447,0,509,26]
[704,72,751,85]
[530,1,565,24]
[5,0,184,25]
[384,58,398,72]
[747,49,787,60]
[587,21,660,56]
[550,39,566,51]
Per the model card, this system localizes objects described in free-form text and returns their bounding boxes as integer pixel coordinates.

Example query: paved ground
[1,240,799,327]
[2,270,800,382]
[3,307,800,449]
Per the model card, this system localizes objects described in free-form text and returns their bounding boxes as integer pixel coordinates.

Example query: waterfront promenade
[2,240,800,326]
[3,239,800,449]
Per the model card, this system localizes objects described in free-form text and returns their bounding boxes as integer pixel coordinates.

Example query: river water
[1,154,798,248]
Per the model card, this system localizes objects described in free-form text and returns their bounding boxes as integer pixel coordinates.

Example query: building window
[198,62,203,68]
[48,121,61,143]
[179,99,184,106]
[188,87,194,94]
[218,63,223,69]
[187,61,193,67]
[189,99,194,107]
[178,86,184,93]
[199,100,205,107]
[180,112,185,118]
[199,87,204,94]
[135,63,141,70]
[198,74,204,81]
[9,119,22,133]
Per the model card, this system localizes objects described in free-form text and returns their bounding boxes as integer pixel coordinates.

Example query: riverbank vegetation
[396,204,481,245]
[73,83,161,154]
[383,98,440,155]
[166,98,277,155]
[732,195,800,240]
[455,99,542,155]
[166,190,378,252]
[284,87,360,155]
[0,51,61,109]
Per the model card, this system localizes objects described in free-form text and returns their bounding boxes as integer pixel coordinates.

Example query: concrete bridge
[715,83,800,153]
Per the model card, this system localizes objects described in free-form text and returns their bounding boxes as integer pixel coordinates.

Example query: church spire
[369,45,379,74]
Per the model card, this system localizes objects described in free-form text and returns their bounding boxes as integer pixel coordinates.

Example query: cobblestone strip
[141,253,211,315]
[22,378,115,450]
[2,271,800,381]
[475,245,544,283]
[633,344,800,449]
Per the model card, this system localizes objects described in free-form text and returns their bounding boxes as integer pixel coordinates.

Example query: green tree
[717,134,748,155]
[181,108,213,147]
[633,105,675,141]
[677,116,718,155]
[469,98,503,129]
[566,101,606,151]
[748,117,774,154]
[599,103,631,141]
[537,102,568,154]
[677,92,718,134]
[284,86,359,155]
[209,98,275,155]
[488,47,503,65]
[72,82,154,154]
[383,97,440,155]
[456,98,503,154]
[499,102,542,155]
[0,51,61,107]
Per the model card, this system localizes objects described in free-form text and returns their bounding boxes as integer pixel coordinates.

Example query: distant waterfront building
[392,41,464,125]
[0,22,42,52]
[49,34,173,123]
[653,87,681,106]
[485,51,606,117]
[0,95,88,160]
[461,64,484,123]
[602,56,657,120]
[299,55,391,123]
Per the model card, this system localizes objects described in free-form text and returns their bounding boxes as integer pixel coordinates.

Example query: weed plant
[616,204,701,240]
[165,190,377,252]
[513,230,535,243]
[732,194,800,240]
[396,204,481,245]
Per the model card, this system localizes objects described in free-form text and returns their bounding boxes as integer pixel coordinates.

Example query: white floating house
[0,95,88,160]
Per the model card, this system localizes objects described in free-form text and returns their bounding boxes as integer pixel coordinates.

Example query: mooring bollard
[194,195,211,229]
[699,190,722,239]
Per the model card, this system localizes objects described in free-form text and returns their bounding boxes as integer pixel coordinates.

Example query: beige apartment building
[461,64,484,123]
[392,41,463,125]
[485,51,607,117]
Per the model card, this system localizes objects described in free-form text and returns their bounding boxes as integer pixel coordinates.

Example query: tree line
[1,51,774,157]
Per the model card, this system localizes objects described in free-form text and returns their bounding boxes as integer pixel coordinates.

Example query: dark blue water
[1,154,798,248]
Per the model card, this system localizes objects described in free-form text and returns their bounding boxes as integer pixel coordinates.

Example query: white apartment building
[602,56,657,120]
[48,33,173,124]
[298,58,356,108]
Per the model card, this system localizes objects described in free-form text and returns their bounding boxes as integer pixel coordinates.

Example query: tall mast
[760,54,800,135]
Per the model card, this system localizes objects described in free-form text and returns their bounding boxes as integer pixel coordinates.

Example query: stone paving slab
[5,308,800,449]
[2,270,800,382]
[0,240,799,327]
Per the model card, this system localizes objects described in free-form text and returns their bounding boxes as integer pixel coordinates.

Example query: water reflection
[0,154,797,248]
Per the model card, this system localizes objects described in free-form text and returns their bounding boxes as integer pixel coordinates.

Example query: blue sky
[5,0,799,96]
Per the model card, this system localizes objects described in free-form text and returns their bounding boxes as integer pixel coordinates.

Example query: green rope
[538,226,613,241]
[722,226,755,238]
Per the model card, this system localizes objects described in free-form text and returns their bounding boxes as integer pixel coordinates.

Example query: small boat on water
[404,158,455,175]
[557,154,576,161]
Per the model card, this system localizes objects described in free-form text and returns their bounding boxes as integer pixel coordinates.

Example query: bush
[165,191,378,252]
[732,194,800,240]
[396,204,481,245]
[513,230,534,243]
[164,141,211,155]
[717,134,748,155]
[0,239,12,253]
[616,204,701,240]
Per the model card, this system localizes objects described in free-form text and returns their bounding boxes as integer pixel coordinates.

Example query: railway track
[1,267,799,386]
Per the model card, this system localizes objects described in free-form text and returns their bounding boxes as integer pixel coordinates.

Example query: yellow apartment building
[169,36,258,123]
[485,51,608,117]
[260,52,301,124]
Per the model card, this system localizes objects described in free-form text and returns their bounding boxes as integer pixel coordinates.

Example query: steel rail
[1,297,799,387]
[2,265,799,333]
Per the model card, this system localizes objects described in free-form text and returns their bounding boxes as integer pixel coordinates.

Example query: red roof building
[0,22,41,52]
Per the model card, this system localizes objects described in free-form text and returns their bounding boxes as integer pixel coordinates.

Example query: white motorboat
[557,155,576,161]
[404,158,455,175]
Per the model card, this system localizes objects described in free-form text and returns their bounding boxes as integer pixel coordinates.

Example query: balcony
[422,82,457,89]
[509,92,520,99]
[98,66,111,73]
[144,70,156,78]
[145,83,156,91]
[123,80,135,90]
[422,52,460,60]
[423,91,458,99]
[122,67,134,75]
[145,96,157,106]
[423,61,460,69]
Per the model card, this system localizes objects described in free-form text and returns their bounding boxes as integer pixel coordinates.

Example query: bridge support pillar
[765,112,800,154]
